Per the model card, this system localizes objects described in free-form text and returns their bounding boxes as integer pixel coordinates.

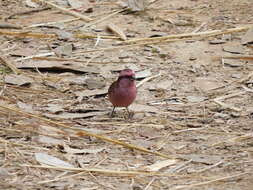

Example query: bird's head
[119,69,136,81]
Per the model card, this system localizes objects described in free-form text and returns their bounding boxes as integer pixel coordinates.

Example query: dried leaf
[135,69,152,79]
[35,153,74,168]
[186,96,207,103]
[25,0,39,8]
[107,23,127,41]
[128,0,147,11]
[67,0,83,9]
[223,59,245,67]
[0,168,10,178]
[55,44,73,56]
[0,22,22,29]
[223,46,244,54]
[180,154,221,165]
[17,101,34,113]
[44,111,106,119]
[194,77,222,92]
[38,125,65,137]
[46,104,64,113]
[145,159,177,171]
[63,145,105,154]
[15,61,101,74]
[4,74,33,86]
[241,28,253,45]
[10,48,36,57]
[55,30,73,40]
[85,78,106,90]
[74,89,107,97]
[32,136,63,145]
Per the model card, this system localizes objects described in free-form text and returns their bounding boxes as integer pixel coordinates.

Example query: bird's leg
[110,106,116,117]
[126,107,131,118]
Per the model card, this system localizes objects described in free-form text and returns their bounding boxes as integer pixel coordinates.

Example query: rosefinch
[108,69,137,117]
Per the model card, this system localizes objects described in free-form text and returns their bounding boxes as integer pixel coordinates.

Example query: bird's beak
[130,76,136,81]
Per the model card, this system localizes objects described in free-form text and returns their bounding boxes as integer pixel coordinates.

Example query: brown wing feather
[108,80,118,97]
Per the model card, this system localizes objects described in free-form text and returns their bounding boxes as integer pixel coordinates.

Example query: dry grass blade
[122,25,252,44]
[76,38,188,54]
[212,133,253,146]
[21,164,191,177]
[0,30,56,38]
[26,18,80,28]
[216,55,253,60]
[0,105,173,159]
[0,138,49,150]
[36,0,92,22]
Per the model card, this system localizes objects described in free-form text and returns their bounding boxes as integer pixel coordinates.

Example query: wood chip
[107,23,127,41]
[35,153,74,168]
[145,159,177,172]
[4,74,33,86]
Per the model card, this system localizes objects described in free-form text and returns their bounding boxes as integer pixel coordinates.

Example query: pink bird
[108,69,137,117]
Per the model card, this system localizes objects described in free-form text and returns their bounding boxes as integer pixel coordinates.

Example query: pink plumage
[108,69,137,117]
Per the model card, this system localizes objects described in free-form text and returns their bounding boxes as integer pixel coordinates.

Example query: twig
[15,52,55,61]
[238,72,253,83]
[0,105,173,159]
[214,91,246,101]
[137,72,161,88]
[213,91,246,112]
[168,159,193,173]
[194,161,223,173]
[192,22,207,33]
[75,33,120,40]
[213,99,242,112]
[0,23,22,29]
[0,52,21,74]
[36,0,92,22]
[7,7,50,19]
[144,177,156,190]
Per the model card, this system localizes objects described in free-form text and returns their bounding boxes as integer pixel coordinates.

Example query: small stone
[214,119,225,124]
[209,39,226,44]
[214,112,229,119]
[231,73,241,79]
[189,56,197,61]
[230,112,241,118]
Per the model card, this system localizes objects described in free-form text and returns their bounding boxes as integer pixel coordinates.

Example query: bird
[108,69,137,117]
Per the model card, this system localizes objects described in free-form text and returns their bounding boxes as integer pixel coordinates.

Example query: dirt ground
[0,0,253,189]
